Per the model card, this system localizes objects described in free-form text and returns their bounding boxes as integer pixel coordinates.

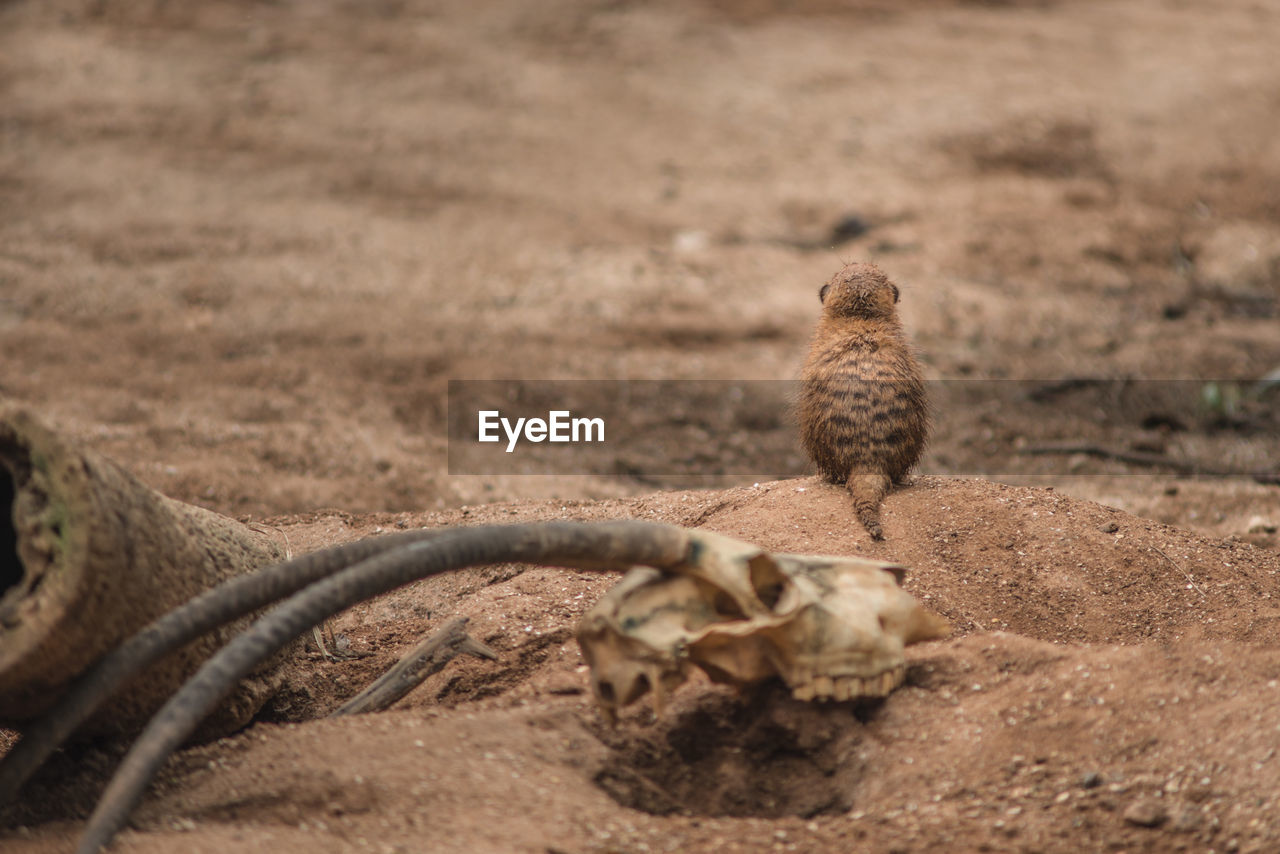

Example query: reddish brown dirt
[3,1,1280,852]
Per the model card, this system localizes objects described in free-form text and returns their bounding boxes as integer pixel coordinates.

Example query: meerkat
[798,262,928,540]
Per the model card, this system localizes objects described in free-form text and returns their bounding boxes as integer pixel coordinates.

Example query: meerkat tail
[846,471,891,540]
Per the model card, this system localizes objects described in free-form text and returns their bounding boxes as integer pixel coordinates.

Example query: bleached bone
[577,529,949,722]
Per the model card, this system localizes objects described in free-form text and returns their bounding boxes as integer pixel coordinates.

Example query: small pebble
[828,213,872,244]
[1122,799,1167,828]
[542,671,584,695]
[1246,516,1277,534]
[672,229,710,253]
[1170,806,1202,832]
[1099,521,1120,534]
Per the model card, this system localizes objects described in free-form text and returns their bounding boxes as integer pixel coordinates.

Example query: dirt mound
[681,477,1280,646]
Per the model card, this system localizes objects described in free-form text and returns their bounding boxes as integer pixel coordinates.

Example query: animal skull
[576,529,949,722]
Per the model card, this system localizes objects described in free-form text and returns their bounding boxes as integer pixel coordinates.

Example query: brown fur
[798,263,928,540]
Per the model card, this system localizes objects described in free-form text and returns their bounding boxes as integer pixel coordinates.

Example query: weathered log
[0,405,287,736]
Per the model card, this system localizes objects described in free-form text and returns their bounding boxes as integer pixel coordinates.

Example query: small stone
[1099,521,1120,534]
[542,671,584,695]
[828,213,872,244]
[672,229,711,253]
[1170,806,1202,832]
[1081,771,1103,789]
[1123,799,1168,828]
[1246,516,1277,534]
[1194,222,1280,291]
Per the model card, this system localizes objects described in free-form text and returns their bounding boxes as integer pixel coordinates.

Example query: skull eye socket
[749,556,788,610]
[711,590,747,619]
[819,283,830,303]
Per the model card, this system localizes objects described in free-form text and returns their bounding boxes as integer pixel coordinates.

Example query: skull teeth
[832,676,860,701]
[792,667,906,702]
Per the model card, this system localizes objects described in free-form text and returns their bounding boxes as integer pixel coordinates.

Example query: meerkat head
[818,263,900,320]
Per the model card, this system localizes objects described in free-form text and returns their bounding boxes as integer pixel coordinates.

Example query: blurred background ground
[1,1,1279,851]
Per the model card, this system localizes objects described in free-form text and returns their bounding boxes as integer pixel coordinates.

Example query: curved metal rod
[0,528,448,806]
[75,520,692,854]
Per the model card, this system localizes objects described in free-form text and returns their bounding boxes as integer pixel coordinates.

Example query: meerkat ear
[819,283,830,303]
[890,284,900,303]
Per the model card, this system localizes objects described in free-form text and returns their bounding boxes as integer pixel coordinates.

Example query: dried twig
[1152,546,1206,599]
[1020,442,1279,485]
[1019,442,1204,473]
[330,617,496,717]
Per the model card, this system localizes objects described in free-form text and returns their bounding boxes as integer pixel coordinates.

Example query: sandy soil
[2,0,1280,851]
